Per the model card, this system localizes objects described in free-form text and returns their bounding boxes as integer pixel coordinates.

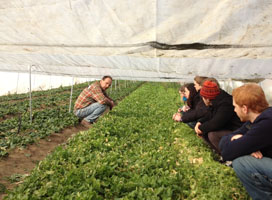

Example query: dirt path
[0,124,89,199]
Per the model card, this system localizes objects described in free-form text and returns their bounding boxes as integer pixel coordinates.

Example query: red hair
[232,83,269,113]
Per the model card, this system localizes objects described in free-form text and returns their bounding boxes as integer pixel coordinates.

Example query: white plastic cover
[0,0,271,81]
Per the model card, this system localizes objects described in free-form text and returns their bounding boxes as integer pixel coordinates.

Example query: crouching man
[74,76,115,128]
[219,83,272,200]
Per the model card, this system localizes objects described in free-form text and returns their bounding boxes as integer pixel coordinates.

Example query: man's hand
[231,134,243,141]
[177,108,182,113]
[251,151,263,159]
[109,100,115,110]
[195,122,203,137]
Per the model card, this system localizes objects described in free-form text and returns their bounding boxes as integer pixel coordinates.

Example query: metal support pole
[115,80,117,90]
[69,0,72,9]
[69,77,74,113]
[29,65,32,123]
[16,73,20,94]
[230,78,234,94]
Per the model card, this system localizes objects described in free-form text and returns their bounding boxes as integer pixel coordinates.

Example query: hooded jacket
[198,90,242,134]
[219,107,272,161]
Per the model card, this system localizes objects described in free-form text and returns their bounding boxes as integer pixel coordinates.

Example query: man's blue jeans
[232,155,272,200]
[74,102,107,123]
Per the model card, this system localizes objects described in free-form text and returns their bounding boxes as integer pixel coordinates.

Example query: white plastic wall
[220,79,272,106]
[0,71,94,96]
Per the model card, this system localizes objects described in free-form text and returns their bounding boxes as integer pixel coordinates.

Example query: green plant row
[0,87,85,118]
[0,81,142,133]
[0,106,78,157]
[0,81,143,157]
[5,82,249,199]
[0,80,136,119]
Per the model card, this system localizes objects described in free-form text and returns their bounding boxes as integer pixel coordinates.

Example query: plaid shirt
[74,81,111,110]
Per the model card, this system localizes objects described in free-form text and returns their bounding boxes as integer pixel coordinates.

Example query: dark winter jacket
[219,107,272,161]
[182,92,209,123]
[198,90,242,134]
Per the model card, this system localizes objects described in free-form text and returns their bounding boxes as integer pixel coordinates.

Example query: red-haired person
[194,79,243,153]
[219,83,272,200]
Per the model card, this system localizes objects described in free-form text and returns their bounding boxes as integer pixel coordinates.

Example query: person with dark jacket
[194,80,243,153]
[173,83,208,128]
[219,83,272,200]
[182,77,210,126]
[182,92,208,128]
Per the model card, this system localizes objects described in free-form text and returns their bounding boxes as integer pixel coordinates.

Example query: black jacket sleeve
[182,100,208,123]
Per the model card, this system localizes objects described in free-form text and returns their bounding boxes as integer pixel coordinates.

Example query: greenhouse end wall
[0,71,271,105]
[0,72,94,96]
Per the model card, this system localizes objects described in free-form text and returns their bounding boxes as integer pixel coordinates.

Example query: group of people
[74,75,272,200]
[172,76,272,200]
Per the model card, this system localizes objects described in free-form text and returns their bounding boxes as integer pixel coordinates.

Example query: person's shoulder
[264,107,272,113]
[89,81,101,89]
[219,89,232,98]
[258,107,272,121]
[216,90,232,103]
[91,81,100,86]
[251,109,272,133]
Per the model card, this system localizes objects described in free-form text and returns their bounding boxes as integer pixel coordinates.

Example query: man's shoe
[223,161,233,168]
[80,120,92,128]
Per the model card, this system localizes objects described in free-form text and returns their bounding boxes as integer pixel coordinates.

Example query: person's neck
[248,112,261,123]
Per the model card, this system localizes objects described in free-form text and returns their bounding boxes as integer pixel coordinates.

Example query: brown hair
[194,76,208,85]
[179,85,185,92]
[185,83,198,108]
[179,83,193,93]
[102,75,113,81]
[232,83,269,113]
[179,84,186,93]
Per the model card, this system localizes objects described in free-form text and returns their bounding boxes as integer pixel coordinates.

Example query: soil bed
[0,124,89,200]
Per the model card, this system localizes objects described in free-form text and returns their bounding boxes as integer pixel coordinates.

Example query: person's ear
[242,105,248,114]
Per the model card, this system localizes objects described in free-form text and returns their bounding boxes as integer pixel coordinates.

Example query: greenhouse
[0,0,272,199]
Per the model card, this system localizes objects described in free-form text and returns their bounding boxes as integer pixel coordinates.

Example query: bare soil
[0,124,89,200]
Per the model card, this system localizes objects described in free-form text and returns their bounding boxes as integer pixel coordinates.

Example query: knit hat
[200,80,220,100]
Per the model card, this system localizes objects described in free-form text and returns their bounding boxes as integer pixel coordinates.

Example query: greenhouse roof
[0,0,272,81]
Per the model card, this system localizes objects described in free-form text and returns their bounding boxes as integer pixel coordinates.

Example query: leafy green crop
[5,82,249,199]
[0,80,142,157]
